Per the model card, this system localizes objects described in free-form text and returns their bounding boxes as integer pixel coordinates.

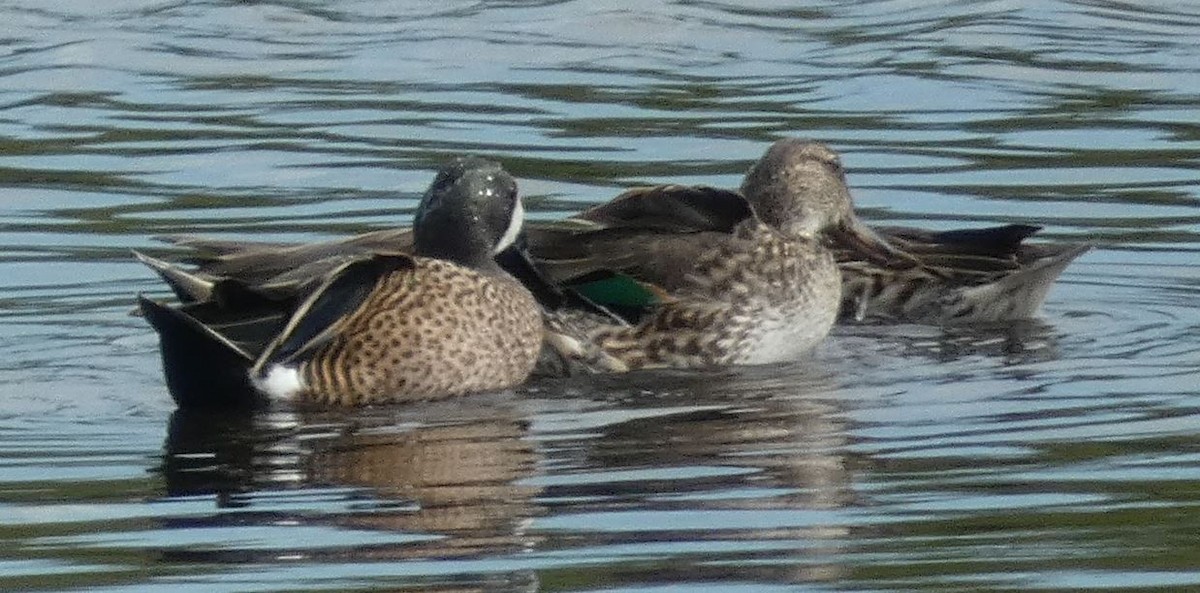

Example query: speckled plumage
[836,225,1090,324]
[536,140,868,373]
[553,223,839,372]
[284,258,541,405]
[137,156,543,408]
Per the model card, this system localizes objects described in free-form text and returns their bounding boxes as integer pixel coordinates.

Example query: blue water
[1,1,1198,591]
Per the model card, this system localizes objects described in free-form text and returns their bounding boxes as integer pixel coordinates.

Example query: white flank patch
[738,306,837,366]
[494,197,524,254]
[252,364,305,400]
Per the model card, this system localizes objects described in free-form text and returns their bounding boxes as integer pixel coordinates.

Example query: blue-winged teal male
[137,157,542,407]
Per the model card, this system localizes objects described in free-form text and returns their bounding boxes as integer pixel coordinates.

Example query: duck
[136,156,543,407]
[528,139,906,371]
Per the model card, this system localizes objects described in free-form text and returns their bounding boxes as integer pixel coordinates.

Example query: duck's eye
[821,156,844,177]
[428,171,457,196]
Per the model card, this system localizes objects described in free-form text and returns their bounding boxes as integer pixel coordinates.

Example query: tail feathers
[954,243,1089,320]
[139,296,266,409]
[133,251,215,303]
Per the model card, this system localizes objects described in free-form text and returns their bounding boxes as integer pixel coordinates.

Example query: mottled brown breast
[584,221,840,370]
[299,258,542,405]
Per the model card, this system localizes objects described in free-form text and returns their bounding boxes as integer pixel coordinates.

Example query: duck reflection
[304,417,538,558]
[158,366,859,589]
[834,317,1066,368]
[160,397,542,565]
[535,366,854,585]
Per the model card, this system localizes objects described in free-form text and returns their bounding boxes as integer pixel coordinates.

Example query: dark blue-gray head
[413,156,523,270]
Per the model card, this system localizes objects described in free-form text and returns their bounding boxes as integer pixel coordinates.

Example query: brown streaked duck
[528,139,904,371]
[136,156,542,407]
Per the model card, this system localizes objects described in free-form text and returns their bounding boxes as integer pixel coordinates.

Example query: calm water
[1,1,1198,591]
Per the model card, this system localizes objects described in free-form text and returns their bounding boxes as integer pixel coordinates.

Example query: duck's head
[413,156,523,269]
[741,138,913,265]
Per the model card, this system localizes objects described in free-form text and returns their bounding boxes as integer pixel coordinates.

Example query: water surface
[1,1,1198,591]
